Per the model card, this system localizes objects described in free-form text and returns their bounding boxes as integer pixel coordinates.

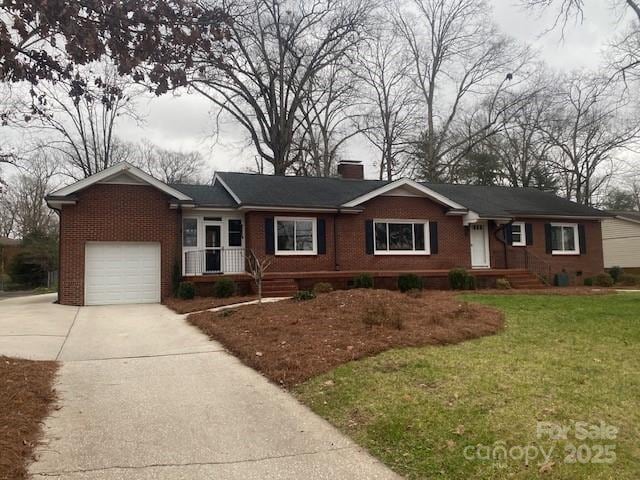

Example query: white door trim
[470,221,491,269]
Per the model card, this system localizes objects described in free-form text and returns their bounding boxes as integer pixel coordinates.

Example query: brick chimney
[337,160,364,180]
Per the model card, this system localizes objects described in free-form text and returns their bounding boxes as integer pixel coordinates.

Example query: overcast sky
[5,0,632,181]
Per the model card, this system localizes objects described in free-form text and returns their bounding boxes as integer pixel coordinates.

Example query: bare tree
[136,141,208,184]
[357,29,419,180]
[395,0,532,182]
[16,62,144,179]
[188,0,371,175]
[246,250,273,303]
[2,154,59,238]
[292,61,363,177]
[541,73,640,205]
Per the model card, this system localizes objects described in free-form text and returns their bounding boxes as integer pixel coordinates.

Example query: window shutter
[578,224,586,255]
[505,224,513,245]
[544,223,552,254]
[317,218,326,254]
[265,217,275,254]
[429,221,438,254]
[365,220,374,254]
[525,223,533,246]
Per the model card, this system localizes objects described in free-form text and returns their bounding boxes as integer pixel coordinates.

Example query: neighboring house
[46,161,608,306]
[0,237,22,290]
[602,211,640,271]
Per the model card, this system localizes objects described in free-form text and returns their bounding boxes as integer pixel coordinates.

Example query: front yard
[296,293,640,479]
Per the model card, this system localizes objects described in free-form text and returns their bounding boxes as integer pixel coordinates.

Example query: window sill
[511,243,526,247]
[374,251,431,256]
[275,251,318,256]
[551,251,580,256]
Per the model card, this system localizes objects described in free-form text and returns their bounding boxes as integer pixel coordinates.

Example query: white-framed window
[551,223,579,255]
[511,222,526,247]
[374,219,430,255]
[275,217,317,255]
[182,218,198,247]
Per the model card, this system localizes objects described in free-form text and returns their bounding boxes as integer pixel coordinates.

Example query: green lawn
[295,293,640,479]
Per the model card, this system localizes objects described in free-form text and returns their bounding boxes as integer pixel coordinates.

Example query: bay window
[275,217,316,255]
[374,220,429,255]
[551,223,579,255]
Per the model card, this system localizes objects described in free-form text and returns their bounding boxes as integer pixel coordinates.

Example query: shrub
[608,266,624,283]
[464,275,477,290]
[213,278,236,298]
[353,273,374,289]
[313,282,333,294]
[583,277,593,286]
[176,281,195,300]
[448,268,468,290]
[617,273,640,286]
[398,274,423,292]
[361,301,403,330]
[592,273,614,287]
[495,278,511,290]
[294,290,316,301]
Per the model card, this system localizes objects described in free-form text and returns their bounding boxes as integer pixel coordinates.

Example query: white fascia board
[341,178,467,210]
[213,173,242,204]
[49,162,192,201]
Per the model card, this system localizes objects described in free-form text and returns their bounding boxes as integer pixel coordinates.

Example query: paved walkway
[0,295,399,479]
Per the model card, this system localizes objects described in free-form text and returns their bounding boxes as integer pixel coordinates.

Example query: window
[183,218,198,247]
[374,220,429,255]
[551,223,579,255]
[275,217,316,255]
[511,222,526,247]
[228,219,243,247]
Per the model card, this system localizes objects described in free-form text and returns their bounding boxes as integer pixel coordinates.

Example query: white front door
[470,222,490,268]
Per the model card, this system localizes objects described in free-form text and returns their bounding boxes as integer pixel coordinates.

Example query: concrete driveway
[0,295,398,480]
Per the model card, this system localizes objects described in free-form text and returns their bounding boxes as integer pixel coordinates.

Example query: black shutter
[365,220,374,254]
[525,223,533,246]
[265,217,275,254]
[505,224,513,245]
[317,218,326,254]
[429,221,439,254]
[578,224,586,255]
[544,223,552,254]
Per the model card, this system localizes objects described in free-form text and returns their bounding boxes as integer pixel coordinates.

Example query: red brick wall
[58,184,180,305]
[244,196,471,272]
[489,218,604,283]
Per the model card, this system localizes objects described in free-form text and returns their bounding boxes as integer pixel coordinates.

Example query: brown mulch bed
[188,289,504,388]
[0,356,58,480]
[473,287,617,296]
[164,295,257,314]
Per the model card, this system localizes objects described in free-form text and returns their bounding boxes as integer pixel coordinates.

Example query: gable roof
[48,162,192,202]
[168,171,608,219]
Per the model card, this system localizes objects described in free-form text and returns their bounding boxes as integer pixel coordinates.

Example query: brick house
[46,161,608,306]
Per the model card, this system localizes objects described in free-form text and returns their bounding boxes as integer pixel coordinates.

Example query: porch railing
[509,249,553,285]
[183,247,246,276]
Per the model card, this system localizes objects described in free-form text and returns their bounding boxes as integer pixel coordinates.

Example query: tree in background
[602,187,639,210]
[137,141,208,184]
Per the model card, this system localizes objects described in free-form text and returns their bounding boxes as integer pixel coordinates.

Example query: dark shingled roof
[171,172,608,218]
[610,210,640,222]
[169,182,238,207]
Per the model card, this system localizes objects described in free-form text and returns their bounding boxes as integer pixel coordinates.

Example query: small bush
[584,277,593,286]
[398,274,423,292]
[405,288,423,298]
[176,281,195,300]
[592,273,614,287]
[448,268,468,290]
[617,273,640,286]
[495,278,511,290]
[608,266,624,283]
[464,275,477,290]
[294,290,316,301]
[313,282,333,294]
[353,273,374,289]
[361,301,403,330]
[213,278,236,298]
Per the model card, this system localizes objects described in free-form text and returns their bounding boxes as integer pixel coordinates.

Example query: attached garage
[85,242,161,306]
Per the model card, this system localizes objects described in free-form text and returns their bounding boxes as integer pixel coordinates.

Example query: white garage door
[85,242,161,305]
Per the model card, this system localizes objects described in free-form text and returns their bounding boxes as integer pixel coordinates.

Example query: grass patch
[296,293,640,479]
[188,289,504,387]
[164,295,257,314]
[0,356,58,479]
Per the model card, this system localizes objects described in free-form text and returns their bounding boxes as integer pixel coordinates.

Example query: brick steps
[260,279,298,297]
[504,271,546,289]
